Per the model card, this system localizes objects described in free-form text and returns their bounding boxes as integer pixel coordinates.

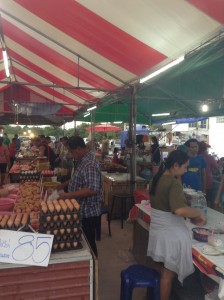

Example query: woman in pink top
[198,141,220,208]
[0,137,10,185]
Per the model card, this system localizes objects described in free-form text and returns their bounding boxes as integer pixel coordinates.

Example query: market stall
[0,182,98,300]
[0,234,95,300]
[131,203,224,297]
[101,172,147,218]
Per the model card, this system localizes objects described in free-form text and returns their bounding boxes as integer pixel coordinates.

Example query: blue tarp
[175,117,207,124]
[120,124,150,148]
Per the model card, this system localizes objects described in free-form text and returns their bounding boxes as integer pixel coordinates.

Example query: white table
[134,204,224,284]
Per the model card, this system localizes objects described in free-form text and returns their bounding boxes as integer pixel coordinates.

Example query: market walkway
[97,218,146,300]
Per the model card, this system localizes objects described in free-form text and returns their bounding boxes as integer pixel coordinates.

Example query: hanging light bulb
[201,104,208,112]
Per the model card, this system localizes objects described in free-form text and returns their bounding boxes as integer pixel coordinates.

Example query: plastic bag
[47,189,60,201]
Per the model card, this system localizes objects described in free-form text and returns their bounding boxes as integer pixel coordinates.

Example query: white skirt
[147,208,195,284]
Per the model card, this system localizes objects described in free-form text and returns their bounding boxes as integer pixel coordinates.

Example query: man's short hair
[184,138,199,147]
[68,136,86,149]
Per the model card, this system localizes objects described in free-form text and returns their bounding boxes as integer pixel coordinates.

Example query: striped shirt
[68,150,102,219]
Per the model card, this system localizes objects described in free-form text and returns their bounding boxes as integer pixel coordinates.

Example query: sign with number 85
[0,230,54,267]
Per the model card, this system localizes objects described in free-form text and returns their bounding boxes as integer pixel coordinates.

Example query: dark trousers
[170,269,205,300]
[82,216,98,258]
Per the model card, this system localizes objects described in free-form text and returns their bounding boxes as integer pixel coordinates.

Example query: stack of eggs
[19,170,40,182]
[39,199,82,252]
[41,170,57,177]
[0,212,29,230]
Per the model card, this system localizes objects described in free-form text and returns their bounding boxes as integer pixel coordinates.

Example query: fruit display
[39,199,82,252]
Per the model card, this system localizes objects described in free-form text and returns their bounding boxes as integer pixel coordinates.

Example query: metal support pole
[90,111,95,152]
[129,85,137,194]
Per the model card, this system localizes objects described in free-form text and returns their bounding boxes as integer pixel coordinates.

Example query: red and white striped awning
[0,0,223,118]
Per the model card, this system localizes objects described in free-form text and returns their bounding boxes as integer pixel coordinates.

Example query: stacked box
[39,199,82,252]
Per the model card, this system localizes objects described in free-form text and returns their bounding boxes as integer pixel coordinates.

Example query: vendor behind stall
[56,136,102,258]
[0,137,10,185]
[31,137,57,170]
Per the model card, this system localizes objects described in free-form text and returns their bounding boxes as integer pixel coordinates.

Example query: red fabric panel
[134,189,150,204]
[192,248,218,276]
[13,67,82,106]
[187,0,224,23]
[4,85,30,102]
[3,19,115,91]
[15,0,167,75]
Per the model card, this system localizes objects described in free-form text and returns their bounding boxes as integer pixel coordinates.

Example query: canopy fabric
[79,37,224,123]
[0,0,223,125]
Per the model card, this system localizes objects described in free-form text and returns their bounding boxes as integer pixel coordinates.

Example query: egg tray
[52,232,82,243]
[52,240,83,253]
[39,219,81,231]
[0,213,30,231]
[40,211,80,223]
[40,224,81,234]
[40,206,79,218]
[19,174,41,182]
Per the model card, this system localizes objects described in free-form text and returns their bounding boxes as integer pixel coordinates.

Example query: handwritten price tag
[0,230,54,267]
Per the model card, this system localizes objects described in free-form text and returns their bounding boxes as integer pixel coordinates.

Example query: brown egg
[66,214,71,221]
[59,214,65,221]
[60,229,65,235]
[66,242,71,248]
[59,243,65,249]
[53,229,58,235]
[46,216,51,222]
[73,213,78,220]
[53,244,58,250]
[73,241,78,248]
[53,215,58,222]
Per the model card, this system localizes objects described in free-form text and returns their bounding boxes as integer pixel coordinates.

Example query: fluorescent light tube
[87,105,97,111]
[162,121,176,126]
[113,121,122,124]
[3,50,10,78]
[140,56,184,84]
[84,113,90,117]
[152,113,170,117]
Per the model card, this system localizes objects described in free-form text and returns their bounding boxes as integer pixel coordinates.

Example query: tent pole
[129,85,137,194]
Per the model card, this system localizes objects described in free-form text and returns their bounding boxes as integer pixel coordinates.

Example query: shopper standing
[147,150,206,300]
[182,138,207,192]
[0,137,10,185]
[101,134,109,160]
[198,141,220,207]
[3,133,10,148]
[9,138,17,168]
[58,136,102,257]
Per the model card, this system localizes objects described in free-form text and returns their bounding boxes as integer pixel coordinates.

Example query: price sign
[0,230,54,267]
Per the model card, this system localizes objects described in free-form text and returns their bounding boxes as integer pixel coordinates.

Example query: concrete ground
[97,217,146,300]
